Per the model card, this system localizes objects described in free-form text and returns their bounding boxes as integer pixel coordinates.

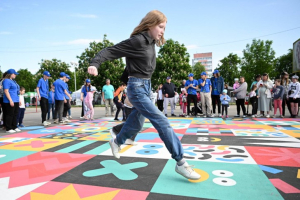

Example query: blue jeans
[116,77,184,161]
[48,103,55,120]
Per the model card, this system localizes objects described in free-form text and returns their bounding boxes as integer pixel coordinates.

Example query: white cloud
[70,14,97,18]
[0,31,12,35]
[186,44,198,50]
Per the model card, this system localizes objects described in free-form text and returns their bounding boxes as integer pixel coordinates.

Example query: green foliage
[240,39,276,87]
[15,69,36,92]
[152,39,192,90]
[76,34,125,91]
[215,53,241,86]
[192,62,206,80]
[274,49,293,78]
[36,59,76,91]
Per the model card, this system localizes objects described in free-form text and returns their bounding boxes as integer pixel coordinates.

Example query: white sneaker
[15,128,21,132]
[109,138,120,159]
[63,118,70,123]
[218,114,222,117]
[266,115,270,118]
[6,129,16,133]
[175,162,201,180]
[251,115,256,118]
[125,139,136,145]
[43,121,50,126]
[242,115,247,118]
[53,119,58,123]
[110,129,117,139]
[211,114,215,117]
[69,116,72,119]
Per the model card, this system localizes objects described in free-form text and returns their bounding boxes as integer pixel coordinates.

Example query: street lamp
[70,61,78,91]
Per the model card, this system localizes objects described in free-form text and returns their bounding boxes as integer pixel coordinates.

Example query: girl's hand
[88,66,98,76]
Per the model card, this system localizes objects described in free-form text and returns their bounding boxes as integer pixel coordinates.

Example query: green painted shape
[0,149,37,165]
[84,142,110,155]
[56,140,95,153]
[83,160,148,180]
[151,160,283,200]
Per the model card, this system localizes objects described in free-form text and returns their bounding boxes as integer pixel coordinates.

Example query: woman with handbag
[256,73,273,118]
[87,10,200,180]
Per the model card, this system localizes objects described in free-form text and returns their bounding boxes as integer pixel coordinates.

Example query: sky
[0,0,299,74]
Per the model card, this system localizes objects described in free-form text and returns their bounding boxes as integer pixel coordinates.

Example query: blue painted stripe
[259,165,283,174]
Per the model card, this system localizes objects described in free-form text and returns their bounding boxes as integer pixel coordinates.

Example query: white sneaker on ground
[63,118,70,123]
[109,138,120,159]
[218,114,222,117]
[203,115,207,118]
[211,114,215,117]
[125,139,136,145]
[53,119,58,123]
[15,128,21,132]
[6,130,16,133]
[242,115,247,118]
[251,115,256,118]
[69,116,72,119]
[175,162,201,180]
[43,121,50,126]
[266,115,270,118]
[110,129,117,139]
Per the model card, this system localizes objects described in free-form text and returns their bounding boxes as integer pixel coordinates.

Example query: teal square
[0,149,37,165]
[151,160,283,200]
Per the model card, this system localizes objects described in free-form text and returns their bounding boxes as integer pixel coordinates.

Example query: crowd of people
[156,70,300,119]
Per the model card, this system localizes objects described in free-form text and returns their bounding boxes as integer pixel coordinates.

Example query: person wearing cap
[162,76,177,117]
[84,86,96,120]
[210,69,224,117]
[288,75,300,118]
[2,69,21,133]
[36,71,51,126]
[102,79,115,117]
[256,73,273,118]
[220,89,231,118]
[280,72,292,117]
[62,74,71,122]
[185,73,199,117]
[53,72,72,123]
[81,79,92,119]
[198,72,212,117]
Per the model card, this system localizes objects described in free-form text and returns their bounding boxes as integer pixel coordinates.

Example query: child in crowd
[233,78,240,100]
[272,79,284,118]
[249,85,258,117]
[17,87,26,127]
[220,89,231,118]
[84,88,96,120]
[179,88,188,117]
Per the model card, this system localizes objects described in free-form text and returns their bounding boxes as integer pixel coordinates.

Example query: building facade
[192,52,213,77]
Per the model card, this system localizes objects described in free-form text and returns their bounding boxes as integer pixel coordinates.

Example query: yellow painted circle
[188,168,209,183]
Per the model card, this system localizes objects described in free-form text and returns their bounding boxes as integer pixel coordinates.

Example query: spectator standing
[84,87,96,120]
[233,76,248,118]
[249,85,258,117]
[198,72,212,118]
[288,75,300,118]
[2,69,21,133]
[185,73,198,117]
[210,70,224,117]
[179,80,186,93]
[220,89,231,118]
[162,77,177,117]
[62,74,72,122]
[48,84,55,120]
[102,79,115,117]
[0,72,7,129]
[156,84,164,112]
[81,79,92,119]
[179,88,188,117]
[17,87,26,127]
[250,75,261,117]
[36,71,51,126]
[272,79,284,118]
[280,72,292,117]
[256,73,273,118]
[114,83,127,121]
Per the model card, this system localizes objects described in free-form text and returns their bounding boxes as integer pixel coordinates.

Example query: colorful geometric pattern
[0,117,299,199]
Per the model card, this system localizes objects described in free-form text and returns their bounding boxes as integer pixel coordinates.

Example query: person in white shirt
[288,75,300,118]
[156,84,164,111]
[17,87,26,127]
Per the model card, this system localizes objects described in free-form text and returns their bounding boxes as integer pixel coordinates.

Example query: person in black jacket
[162,77,177,117]
[87,10,200,180]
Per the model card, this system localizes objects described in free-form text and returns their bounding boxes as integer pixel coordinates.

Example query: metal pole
[74,67,77,91]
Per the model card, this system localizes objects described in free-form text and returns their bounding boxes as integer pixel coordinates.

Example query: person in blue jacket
[48,84,55,120]
[220,89,231,118]
[185,73,199,116]
[53,72,72,123]
[2,69,21,133]
[36,71,51,126]
[210,70,224,117]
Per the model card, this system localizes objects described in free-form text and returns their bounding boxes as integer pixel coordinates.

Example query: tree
[240,39,276,87]
[36,59,76,91]
[215,53,241,86]
[274,49,293,79]
[152,39,192,90]
[77,35,125,91]
[15,69,36,92]
[192,62,206,80]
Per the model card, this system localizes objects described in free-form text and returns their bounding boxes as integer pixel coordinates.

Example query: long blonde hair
[131,10,167,47]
